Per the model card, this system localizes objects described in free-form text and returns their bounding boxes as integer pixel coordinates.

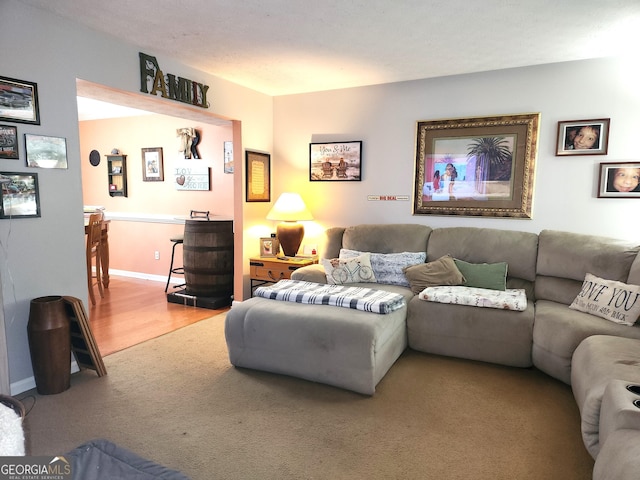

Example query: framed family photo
[598,162,640,198]
[556,118,610,156]
[141,147,164,181]
[0,171,41,219]
[309,141,362,181]
[414,113,540,218]
[259,237,280,257]
[0,76,40,125]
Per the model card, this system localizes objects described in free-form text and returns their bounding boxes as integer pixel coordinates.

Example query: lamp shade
[266,193,313,222]
[266,193,313,257]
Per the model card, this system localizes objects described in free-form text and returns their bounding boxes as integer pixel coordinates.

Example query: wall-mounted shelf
[107,154,127,197]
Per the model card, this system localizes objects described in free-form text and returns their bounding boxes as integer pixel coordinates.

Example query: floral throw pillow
[322,253,377,285]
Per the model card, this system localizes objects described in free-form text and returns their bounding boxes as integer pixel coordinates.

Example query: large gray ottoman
[571,335,640,458]
[224,285,411,395]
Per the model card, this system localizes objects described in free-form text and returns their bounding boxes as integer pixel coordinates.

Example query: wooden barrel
[183,219,234,297]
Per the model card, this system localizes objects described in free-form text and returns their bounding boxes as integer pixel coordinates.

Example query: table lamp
[266,193,313,257]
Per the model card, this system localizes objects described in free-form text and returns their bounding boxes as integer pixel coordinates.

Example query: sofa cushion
[453,259,508,291]
[340,249,426,287]
[532,300,640,384]
[569,273,640,326]
[322,253,377,285]
[402,254,465,294]
[341,224,432,255]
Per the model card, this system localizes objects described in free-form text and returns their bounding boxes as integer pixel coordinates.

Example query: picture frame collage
[1,75,44,219]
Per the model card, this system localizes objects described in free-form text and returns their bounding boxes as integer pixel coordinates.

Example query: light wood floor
[88,276,229,356]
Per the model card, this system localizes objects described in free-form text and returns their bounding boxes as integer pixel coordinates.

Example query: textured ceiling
[22,0,640,97]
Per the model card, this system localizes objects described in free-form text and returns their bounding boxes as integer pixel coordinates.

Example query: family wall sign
[139,52,210,109]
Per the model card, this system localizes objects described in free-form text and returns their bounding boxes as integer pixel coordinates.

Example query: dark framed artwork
[414,113,540,218]
[224,141,234,173]
[556,118,610,156]
[0,125,19,159]
[309,141,362,181]
[0,76,40,125]
[597,162,640,198]
[0,171,41,219]
[141,147,164,181]
[245,150,270,202]
[25,133,68,169]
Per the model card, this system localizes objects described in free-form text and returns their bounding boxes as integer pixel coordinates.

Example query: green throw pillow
[453,259,508,291]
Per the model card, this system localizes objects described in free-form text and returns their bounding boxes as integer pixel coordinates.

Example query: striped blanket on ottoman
[254,279,405,314]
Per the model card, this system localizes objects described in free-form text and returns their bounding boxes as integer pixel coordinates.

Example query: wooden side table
[249,256,317,296]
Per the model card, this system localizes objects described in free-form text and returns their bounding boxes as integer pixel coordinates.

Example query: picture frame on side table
[309,141,362,181]
[141,147,164,181]
[246,150,270,202]
[25,134,68,169]
[0,125,19,159]
[556,118,610,156]
[260,237,280,257]
[597,162,640,198]
[0,76,40,125]
[0,171,40,219]
[413,113,540,218]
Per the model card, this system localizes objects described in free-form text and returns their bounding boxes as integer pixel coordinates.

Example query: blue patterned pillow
[340,249,426,287]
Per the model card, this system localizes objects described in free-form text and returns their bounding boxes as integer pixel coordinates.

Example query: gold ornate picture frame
[413,113,540,218]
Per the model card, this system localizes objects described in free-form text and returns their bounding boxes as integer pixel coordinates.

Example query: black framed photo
[245,150,270,202]
[598,162,640,198]
[141,147,164,181]
[0,76,40,125]
[309,141,362,181]
[0,125,19,159]
[0,171,41,219]
[25,134,68,169]
[556,118,610,156]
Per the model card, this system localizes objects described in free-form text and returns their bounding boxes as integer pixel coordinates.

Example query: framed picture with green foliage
[413,113,540,218]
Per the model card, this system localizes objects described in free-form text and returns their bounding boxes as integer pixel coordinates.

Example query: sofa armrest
[291,264,327,283]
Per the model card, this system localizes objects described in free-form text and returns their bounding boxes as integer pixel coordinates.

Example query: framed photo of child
[598,162,640,198]
[556,118,610,156]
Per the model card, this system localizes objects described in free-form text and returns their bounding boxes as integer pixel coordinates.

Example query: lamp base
[277,222,304,257]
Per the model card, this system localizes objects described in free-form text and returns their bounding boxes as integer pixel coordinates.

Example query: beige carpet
[20,313,594,479]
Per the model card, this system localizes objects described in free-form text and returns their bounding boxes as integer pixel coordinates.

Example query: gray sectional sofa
[225,223,640,478]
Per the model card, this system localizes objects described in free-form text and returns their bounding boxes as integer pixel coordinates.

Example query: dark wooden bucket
[183,219,234,297]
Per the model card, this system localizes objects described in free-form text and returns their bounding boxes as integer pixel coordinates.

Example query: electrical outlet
[154,251,160,260]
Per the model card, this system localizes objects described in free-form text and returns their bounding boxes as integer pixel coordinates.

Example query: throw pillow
[453,259,508,291]
[322,253,377,285]
[340,249,426,287]
[569,273,640,326]
[403,254,466,295]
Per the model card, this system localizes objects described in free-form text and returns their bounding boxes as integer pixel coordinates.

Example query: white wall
[1,0,273,393]
[273,58,640,248]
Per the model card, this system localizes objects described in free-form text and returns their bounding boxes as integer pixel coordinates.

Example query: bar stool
[165,234,185,292]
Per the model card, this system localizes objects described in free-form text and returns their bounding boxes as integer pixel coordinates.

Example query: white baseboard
[108,269,172,284]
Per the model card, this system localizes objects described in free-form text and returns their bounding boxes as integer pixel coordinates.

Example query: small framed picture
[224,141,233,173]
[0,125,19,159]
[141,147,164,181]
[556,118,610,156]
[598,162,640,198]
[260,237,279,257]
[0,171,41,219]
[25,133,68,169]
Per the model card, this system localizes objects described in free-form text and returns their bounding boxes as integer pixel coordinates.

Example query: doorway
[76,79,243,351]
